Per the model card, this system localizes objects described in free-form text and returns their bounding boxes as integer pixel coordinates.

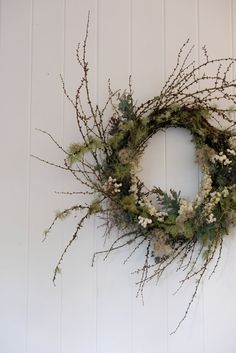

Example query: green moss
[163,224,180,237]
[183,222,194,239]
[67,143,84,165]
[89,199,102,214]
[120,195,138,214]
[55,209,71,220]
[67,136,103,165]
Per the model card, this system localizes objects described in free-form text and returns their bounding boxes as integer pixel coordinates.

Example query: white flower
[203,187,228,223]
[103,176,122,194]
[176,198,194,225]
[138,216,152,228]
[194,173,212,207]
[227,148,236,156]
[229,136,236,150]
[210,191,221,203]
[211,152,232,166]
[178,199,194,218]
[138,196,168,221]
[156,211,168,222]
[207,213,216,224]
[222,187,229,198]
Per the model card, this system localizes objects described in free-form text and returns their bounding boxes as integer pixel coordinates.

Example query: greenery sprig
[35,16,236,333]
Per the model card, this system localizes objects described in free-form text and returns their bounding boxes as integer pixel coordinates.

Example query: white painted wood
[199,1,236,352]
[0,1,236,352]
[60,2,97,353]
[26,1,64,352]
[0,1,31,352]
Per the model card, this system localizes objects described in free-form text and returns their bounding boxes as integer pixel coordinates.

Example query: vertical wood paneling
[1,1,236,352]
[131,2,167,353]
[198,1,236,352]
[60,2,97,353]
[27,1,64,352]
[164,1,204,352]
[96,1,133,353]
[0,1,31,352]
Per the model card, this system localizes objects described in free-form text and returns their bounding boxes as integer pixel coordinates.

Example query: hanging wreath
[35,18,236,333]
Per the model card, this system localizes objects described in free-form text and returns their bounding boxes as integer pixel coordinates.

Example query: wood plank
[60,2,97,353]
[0,1,31,352]
[199,1,236,352]
[26,1,65,352]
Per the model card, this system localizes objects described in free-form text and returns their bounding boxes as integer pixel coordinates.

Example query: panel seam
[25,0,34,352]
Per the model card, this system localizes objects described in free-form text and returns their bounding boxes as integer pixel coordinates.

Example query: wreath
[35,18,236,333]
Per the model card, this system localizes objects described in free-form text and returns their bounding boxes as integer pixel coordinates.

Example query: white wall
[0,1,236,352]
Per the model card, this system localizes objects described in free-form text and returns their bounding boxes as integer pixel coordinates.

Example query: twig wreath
[35,17,236,333]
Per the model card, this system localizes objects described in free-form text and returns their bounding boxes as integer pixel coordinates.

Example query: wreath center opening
[138,127,199,201]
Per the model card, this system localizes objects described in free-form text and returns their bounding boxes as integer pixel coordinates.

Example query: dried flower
[151,230,172,258]
[194,173,212,208]
[103,176,122,194]
[196,146,216,171]
[211,151,232,166]
[129,159,140,197]
[229,136,236,150]
[138,215,152,228]
[118,148,132,164]
[176,199,194,225]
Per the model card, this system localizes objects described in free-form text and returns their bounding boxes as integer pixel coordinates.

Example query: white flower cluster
[211,151,232,166]
[207,213,216,223]
[229,136,236,150]
[156,211,168,222]
[103,176,122,194]
[138,197,168,222]
[138,197,156,215]
[227,148,236,156]
[204,187,229,224]
[138,215,152,228]
[221,187,229,198]
[194,173,212,207]
[178,199,194,220]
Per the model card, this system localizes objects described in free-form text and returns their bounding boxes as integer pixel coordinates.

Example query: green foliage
[87,136,104,149]
[131,124,149,146]
[67,143,84,165]
[231,190,236,204]
[55,209,71,220]
[163,224,180,237]
[183,222,194,239]
[227,210,236,225]
[89,199,102,214]
[162,189,181,215]
[108,131,126,149]
[112,162,131,179]
[197,224,217,245]
[120,195,138,214]
[67,136,103,165]
[120,120,135,132]
[118,93,135,120]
